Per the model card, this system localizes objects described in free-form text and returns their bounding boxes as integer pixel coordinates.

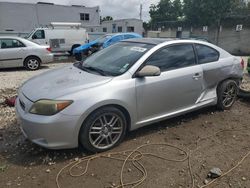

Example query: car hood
[21,65,112,101]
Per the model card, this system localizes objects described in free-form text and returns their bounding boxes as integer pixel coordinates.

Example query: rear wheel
[79,107,127,153]
[24,56,41,70]
[217,80,238,110]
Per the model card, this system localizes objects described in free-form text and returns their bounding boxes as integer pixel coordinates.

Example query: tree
[149,0,183,24]
[183,0,241,44]
[183,0,241,26]
[101,16,113,22]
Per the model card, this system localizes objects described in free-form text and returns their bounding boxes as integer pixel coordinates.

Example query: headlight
[29,100,73,116]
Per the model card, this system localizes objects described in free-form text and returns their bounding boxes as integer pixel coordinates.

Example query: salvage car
[247,57,250,74]
[16,38,243,152]
[0,36,53,70]
[73,33,142,61]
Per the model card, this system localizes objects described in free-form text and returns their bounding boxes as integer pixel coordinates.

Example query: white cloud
[0,0,160,21]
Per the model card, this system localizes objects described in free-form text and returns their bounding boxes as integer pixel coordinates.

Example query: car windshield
[81,42,154,76]
[25,29,35,39]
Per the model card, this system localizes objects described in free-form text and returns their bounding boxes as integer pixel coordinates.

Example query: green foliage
[183,0,239,26]
[0,164,7,172]
[149,0,183,24]
[148,0,244,27]
[101,16,113,22]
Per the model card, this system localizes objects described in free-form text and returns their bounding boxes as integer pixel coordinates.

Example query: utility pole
[139,4,142,20]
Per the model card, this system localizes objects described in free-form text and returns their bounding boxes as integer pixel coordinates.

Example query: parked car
[0,36,53,70]
[16,38,243,152]
[247,57,250,74]
[26,22,88,54]
[73,32,142,61]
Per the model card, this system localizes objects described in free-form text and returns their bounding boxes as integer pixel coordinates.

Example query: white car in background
[0,36,53,70]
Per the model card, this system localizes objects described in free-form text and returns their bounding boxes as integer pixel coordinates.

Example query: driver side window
[32,30,45,39]
[146,44,196,72]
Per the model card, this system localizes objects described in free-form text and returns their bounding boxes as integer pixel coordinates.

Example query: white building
[0,2,100,36]
[88,19,144,35]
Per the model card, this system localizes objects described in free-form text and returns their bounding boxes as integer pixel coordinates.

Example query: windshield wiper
[82,65,108,76]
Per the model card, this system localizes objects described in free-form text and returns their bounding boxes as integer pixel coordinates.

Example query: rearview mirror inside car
[136,65,161,77]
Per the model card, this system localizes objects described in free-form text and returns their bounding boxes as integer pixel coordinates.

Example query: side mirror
[136,65,161,77]
[32,35,37,39]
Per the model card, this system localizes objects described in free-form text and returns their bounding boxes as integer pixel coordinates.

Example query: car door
[0,38,26,68]
[135,43,204,123]
[194,44,221,88]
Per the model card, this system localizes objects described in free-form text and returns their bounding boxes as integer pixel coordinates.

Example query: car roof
[105,33,141,37]
[0,36,23,40]
[123,38,176,45]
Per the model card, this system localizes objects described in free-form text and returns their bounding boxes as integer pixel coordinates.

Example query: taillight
[46,47,51,52]
[241,58,244,69]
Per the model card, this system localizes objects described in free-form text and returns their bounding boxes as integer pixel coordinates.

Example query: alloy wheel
[27,59,39,70]
[89,113,123,150]
[222,83,237,108]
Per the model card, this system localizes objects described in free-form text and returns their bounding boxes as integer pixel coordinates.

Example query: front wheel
[217,80,238,110]
[79,107,127,153]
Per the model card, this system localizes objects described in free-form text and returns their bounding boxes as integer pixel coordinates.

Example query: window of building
[80,13,90,21]
[103,27,107,32]
[127,26,134,32]
[146,44,196,72]
[195,44,219,64]
[32,30,45,39]
[1,39,25,49]
[112,24,117,33]
[118,26,122,32]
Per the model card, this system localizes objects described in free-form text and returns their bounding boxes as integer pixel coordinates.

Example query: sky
[0,0,160,21]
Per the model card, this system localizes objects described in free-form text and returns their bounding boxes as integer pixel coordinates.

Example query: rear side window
[1,39,25,49]
[195,44,219,64]
[146,44,196,72]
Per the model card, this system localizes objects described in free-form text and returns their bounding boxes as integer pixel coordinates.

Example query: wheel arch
[217,77,241,92]
[77,103,132,144]
[70,44,81,54]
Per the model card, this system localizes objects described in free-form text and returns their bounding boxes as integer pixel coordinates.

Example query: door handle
[193,73,202,80]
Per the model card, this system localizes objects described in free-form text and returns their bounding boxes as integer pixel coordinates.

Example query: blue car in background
[73,32,142,60]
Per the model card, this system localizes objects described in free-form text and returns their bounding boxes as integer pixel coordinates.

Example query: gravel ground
[0,60,250,188]
[0,63,71,130]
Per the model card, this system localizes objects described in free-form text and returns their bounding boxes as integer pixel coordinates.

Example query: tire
[74,53,82,61]
[79,106,127,153]
[238,88,250,98]
[217,80,238,110]
[24,56,41,70]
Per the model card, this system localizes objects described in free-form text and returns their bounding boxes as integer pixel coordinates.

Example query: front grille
[19,99,25,111]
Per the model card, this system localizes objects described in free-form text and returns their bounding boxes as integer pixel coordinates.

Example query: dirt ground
[0,61,250,188]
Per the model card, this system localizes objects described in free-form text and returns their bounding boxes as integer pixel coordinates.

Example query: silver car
[15,38,243,152]
[0,36,53,70]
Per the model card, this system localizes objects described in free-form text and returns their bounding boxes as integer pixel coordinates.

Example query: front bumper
[15,93,81,149]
